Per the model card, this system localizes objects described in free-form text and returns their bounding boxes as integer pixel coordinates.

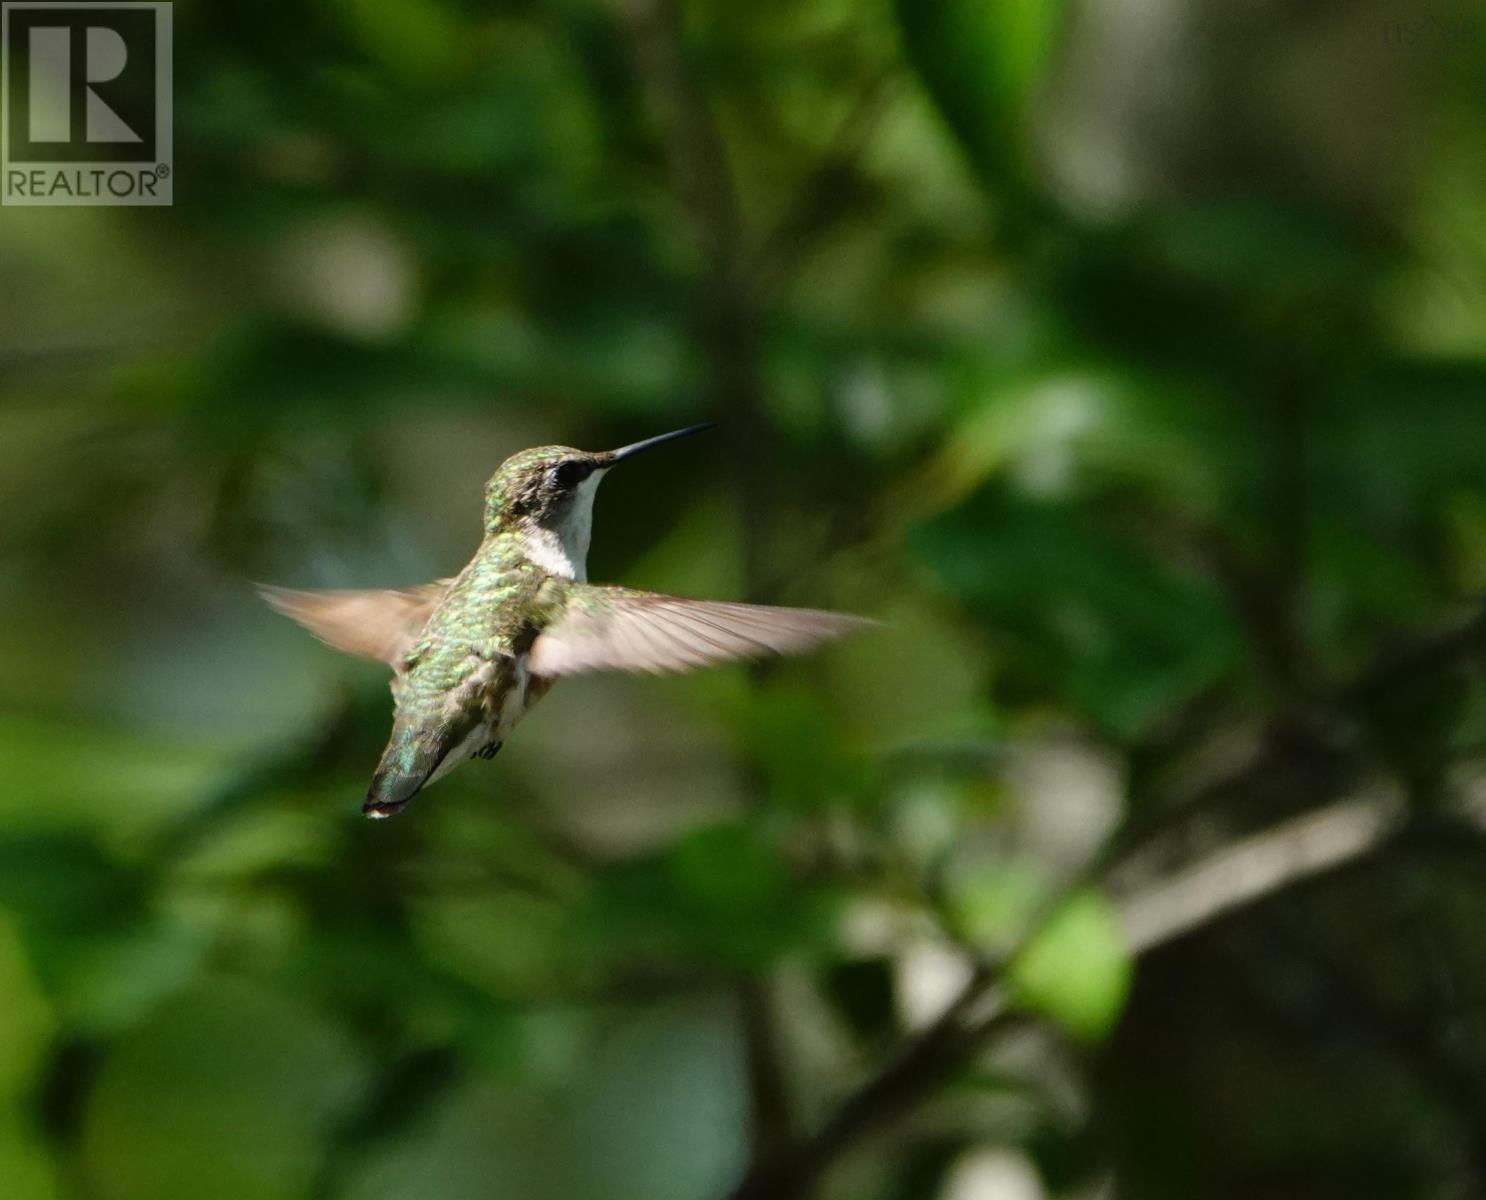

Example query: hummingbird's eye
[551,460,592,489]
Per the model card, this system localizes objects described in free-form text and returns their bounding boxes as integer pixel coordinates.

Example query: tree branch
[723,604,1486,1200]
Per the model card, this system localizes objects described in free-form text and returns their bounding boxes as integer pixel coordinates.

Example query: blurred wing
[259,579,453,667]
[529,586,873,677]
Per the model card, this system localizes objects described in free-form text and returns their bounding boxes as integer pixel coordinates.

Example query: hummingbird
[261,423,870,818]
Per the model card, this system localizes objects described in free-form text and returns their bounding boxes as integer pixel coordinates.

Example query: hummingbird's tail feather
[362,717,471,819]
[363,768,432,820]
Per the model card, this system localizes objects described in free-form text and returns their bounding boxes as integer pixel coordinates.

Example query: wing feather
[529,587,873,677]
[259,579,453,667]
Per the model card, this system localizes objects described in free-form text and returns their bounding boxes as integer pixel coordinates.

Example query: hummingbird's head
[483,422,714,579]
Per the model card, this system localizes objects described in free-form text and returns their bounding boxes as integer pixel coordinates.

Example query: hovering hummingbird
[262,423,869,818]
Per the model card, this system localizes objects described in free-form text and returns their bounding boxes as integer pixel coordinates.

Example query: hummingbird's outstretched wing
[259,580,453,667]
[528,586,872,677]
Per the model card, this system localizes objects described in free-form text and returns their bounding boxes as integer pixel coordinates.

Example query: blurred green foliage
[5,0,1486,1197]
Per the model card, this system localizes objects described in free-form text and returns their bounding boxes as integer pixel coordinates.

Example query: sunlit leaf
[1009,889,1130,1041]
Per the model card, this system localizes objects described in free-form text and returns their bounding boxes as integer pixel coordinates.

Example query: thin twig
[1114,787,1404,953]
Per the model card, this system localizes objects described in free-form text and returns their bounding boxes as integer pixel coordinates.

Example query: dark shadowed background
[5,1,1486,1198]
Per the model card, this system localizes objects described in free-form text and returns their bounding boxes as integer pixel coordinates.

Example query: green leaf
[895,0,1070,184]
[0,1115,61,1200]
[575,824,832,973]
[912,489,1244,736]
[742,683,872,812]
[0,912,54,1102]
[413,892,571,998]
[81,982,365,1200]
[1009,889,1131,1041]
[327,0,462,83]
[950,860,1048,953]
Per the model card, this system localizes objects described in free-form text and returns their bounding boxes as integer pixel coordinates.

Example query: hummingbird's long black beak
[610,421,716,464]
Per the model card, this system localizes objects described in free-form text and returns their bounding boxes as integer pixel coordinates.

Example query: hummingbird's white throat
[521,468,607,581]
